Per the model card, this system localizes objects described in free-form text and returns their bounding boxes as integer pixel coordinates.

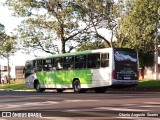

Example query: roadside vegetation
[117,80,160,92]
[139,80,160,87]
[0,79,34,91]
[0,84,29,91]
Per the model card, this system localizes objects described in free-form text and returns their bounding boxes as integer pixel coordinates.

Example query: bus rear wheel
[73,80,81,93]
[35,81,45,93]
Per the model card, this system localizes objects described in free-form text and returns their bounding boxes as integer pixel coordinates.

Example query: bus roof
[34,49,92,60]
[114,48,136,52]
[32,47,136,61]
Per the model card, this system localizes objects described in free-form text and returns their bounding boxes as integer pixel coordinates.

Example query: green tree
[115,0,160,67]
[0,24,16,60]
[76,39,109,51]
[5,0,90,53]
[0,23,6,44]
[72,0,117,47]
[0,24,17,84]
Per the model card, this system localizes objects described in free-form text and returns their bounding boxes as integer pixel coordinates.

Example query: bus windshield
[114,49,138,80]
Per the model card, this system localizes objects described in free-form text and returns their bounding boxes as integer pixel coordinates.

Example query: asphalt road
[0,90,160,120]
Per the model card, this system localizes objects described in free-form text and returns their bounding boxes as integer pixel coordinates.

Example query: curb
[0,89,35,92]
[0,89,160,93]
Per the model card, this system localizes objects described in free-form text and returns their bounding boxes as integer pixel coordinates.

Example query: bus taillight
[112,70,116,79]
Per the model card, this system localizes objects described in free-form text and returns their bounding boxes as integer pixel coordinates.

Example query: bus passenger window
[75,55,86,69]
[87,54,100,68]
[43,59,53,71]
[51,59,56,70]
[35,60,43,71]
[63,56,74,70]
[54,58,63,70]
[101,53,109,67]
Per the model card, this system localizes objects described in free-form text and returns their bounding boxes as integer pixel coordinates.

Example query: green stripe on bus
[36,69,92,85]
[34,50,92,60]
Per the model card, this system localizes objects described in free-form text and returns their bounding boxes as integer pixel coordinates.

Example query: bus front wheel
[73,80,81,93]
[35,81,45,93]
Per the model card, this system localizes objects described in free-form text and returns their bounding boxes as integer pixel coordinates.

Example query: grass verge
[0,84,34,91]
[139,80,160,86]
[118,80,160,92]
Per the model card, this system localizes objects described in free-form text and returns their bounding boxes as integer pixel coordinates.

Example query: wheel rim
[75,84,80,91]
[36,83,40,91]
[74,81,80,92]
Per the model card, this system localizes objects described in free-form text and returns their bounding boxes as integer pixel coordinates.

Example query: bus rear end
[112,48,138,87]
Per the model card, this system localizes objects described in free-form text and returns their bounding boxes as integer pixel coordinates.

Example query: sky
[0,0,33,66]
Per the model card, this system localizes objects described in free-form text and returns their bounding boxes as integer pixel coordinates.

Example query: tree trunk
[141,66,145,79]
[7,56,10,84]
[118,34,125,48]
[110,30,114,48]
[61,40,66,53]
[60,24,66,53]
[0,65,1,84]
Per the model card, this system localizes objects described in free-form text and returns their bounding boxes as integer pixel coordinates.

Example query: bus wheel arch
[72,78,81,93]
[34,80,45,93]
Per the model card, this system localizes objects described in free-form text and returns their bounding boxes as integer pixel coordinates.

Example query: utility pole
[7,54,10,84]
[0,64,1,84]
[154,34,159,80]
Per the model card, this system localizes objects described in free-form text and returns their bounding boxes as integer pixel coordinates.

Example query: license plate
[124,77,130,79]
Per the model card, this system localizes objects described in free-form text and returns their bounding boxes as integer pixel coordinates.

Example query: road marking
[121,103,160,108]
[139,105,160,107]
[122,104,137,106]
[140,102,160,108]
[5,104,21,108]
[144,102,160,105]
[65,109,79,112]
[94,107,149,111]
[23,101,59,106]
[64,100,98,102]
[0,100,96,108]
[5,101,59,108]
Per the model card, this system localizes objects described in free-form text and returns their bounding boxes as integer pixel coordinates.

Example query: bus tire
[35,81,45,93]
[73,80,81,93]
[94,87,107,93]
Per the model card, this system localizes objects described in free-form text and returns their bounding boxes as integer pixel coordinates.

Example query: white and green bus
[24,48,138,93]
